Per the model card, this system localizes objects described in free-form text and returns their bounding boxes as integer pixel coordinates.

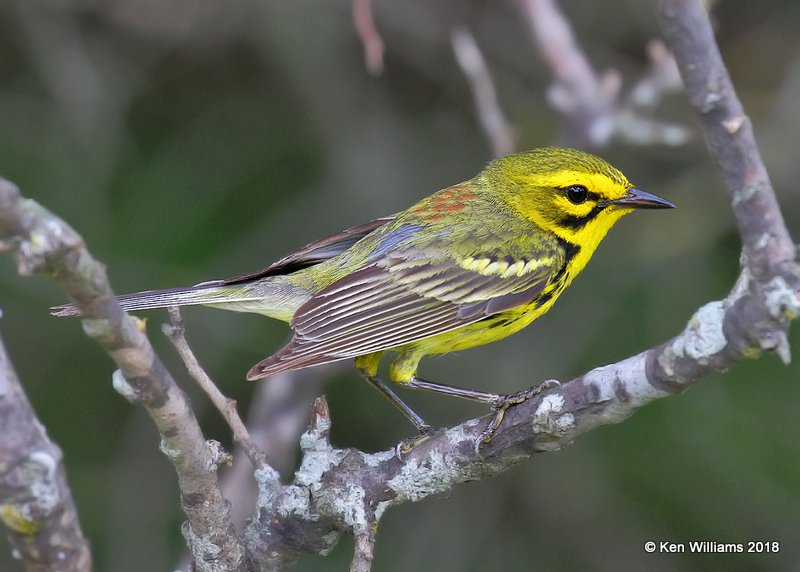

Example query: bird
[53,148,675,445]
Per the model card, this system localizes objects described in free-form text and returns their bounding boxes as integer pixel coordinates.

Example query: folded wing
[247,237,562,379]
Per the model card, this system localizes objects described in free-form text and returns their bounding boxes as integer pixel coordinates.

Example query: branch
[173,367,334,570]
[655,0,797,284]
[219,365,341,521]
[0,332,92,572]
[451,25,517,157]
[655,0,799,364]
[517,0,690,148]
[0,179,245,572]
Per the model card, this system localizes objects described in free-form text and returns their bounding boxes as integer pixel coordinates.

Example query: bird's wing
[247,228,563,379]
[219,216,396,285]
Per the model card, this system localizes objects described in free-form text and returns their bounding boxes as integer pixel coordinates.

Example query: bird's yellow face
[512,168,633,251]
[488,148,673,252]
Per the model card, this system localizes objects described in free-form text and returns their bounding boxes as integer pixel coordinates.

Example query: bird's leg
[360,373,433,435]
[361,374,437,458]
[407,376,560,447]
[355,353,436,458]
[406,377,501,403]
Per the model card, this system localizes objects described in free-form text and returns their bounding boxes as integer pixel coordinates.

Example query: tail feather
[51,281,264,317]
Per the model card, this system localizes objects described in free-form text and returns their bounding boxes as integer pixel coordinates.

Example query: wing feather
[247,237,563,379]
[290,303,458,357]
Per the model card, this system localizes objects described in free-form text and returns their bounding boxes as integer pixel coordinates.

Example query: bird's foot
[395,425,436,460]
[475,379,561,452]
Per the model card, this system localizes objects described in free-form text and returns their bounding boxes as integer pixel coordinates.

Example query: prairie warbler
[54,148,674,443]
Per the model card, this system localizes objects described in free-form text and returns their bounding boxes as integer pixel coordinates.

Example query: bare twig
[162,307,270,471]
[615,39,692,146]
[629,40,684,109]
[0,178,244,572]
[352,0,384,76]
[518,0,690,148]
[518,0,618,146]
[0,332,92,572]
[451,26,517,157]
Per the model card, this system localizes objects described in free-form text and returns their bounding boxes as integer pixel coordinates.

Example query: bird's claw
[394,425,436,460]
[475,379,561,452]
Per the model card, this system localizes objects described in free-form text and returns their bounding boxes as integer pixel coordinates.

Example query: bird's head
[486,148,674,249]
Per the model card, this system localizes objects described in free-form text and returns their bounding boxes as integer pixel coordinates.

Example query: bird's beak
[611,187,675,209]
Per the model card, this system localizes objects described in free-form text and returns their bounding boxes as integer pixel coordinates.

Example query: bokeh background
[1,0,799,570]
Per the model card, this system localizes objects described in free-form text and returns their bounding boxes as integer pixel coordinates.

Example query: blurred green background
[1,0,799,570]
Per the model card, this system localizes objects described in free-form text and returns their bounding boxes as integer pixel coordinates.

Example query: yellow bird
[54,148,674,443]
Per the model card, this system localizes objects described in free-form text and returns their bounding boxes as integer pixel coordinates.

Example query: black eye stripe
[557,204,606,230]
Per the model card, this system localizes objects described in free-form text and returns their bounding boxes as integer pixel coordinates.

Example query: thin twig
[518,0,690,148]
[616,39,692,146]
[352,0,384,76]
[451,25,517,157]
[163,307,270,471]
[628,40,684,109]
[518,0,618,146]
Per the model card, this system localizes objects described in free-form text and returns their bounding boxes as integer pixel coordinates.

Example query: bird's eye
[565,185,589,205]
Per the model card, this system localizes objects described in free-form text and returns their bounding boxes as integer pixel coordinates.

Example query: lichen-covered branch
[0,333,92,572]
[0,178,245,572]
[217,365,340,533]
[655,0,799,362]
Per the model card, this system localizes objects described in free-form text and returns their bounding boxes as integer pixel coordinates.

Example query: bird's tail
[50,278,305,321]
